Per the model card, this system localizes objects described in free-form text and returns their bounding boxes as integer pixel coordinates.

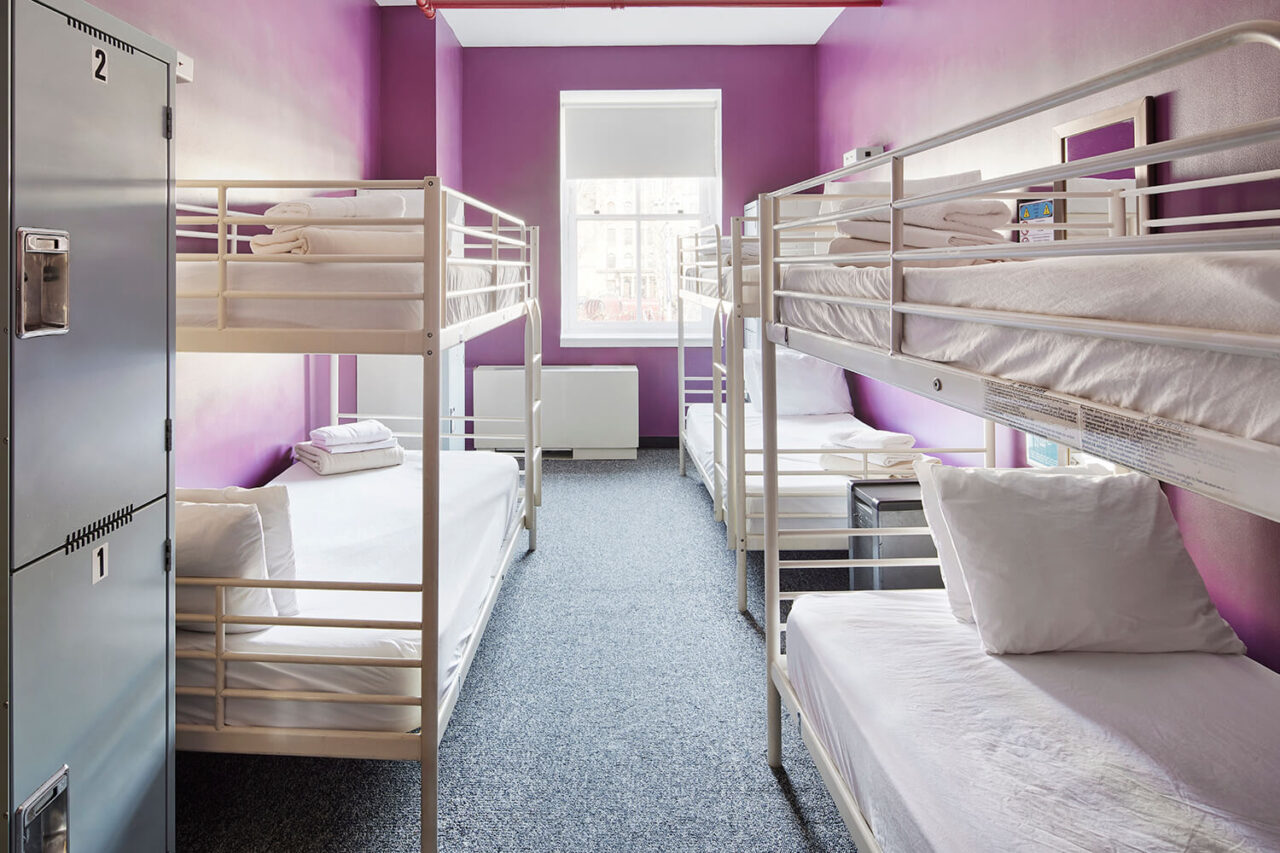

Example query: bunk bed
[171,178,542,853]
[757,21,1280,852]
[676,222,993,612]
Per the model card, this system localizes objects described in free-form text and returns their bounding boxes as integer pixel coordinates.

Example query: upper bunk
[756,20,1280,523]
[175,178,540,356]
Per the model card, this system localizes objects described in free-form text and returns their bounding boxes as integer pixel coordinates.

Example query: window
[560,90,722,346]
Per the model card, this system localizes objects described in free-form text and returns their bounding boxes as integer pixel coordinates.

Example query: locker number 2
[92,46,108,83]
[92,543,109,584]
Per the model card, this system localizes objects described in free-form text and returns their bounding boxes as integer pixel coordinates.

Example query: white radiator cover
[475,365,638,459]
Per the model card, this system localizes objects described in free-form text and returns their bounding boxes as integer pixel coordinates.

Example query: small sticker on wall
[92,46,109,83]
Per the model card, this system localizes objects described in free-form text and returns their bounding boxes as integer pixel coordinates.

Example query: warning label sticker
[980,379,1234,495]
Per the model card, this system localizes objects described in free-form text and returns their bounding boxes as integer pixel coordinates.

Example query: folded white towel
[826,238,989,269]
[310,419,394,449]
[294,441,404,475]
[824,174,1012,237]
[820,451,926,472]
[822,427,919,469]
[321,437,400,455]
[836,220,1008,247]
[265,194,406,227]
[250,227,424,256]
[827,427,916,450]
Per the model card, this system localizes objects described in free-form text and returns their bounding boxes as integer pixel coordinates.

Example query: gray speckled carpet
[177,450,855,852]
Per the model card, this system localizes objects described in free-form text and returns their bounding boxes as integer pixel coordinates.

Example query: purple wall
[435,17,465,185]
[816,0,1280,669]
[98,0,381,487]
[378,7,437,179]
[458,46,818,437]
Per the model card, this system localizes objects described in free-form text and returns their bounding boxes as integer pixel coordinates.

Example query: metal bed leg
[760,193,785,770]
[767,679,783,768]
[677,280,687,477]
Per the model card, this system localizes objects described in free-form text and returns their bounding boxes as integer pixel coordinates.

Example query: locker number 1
[92,46,108,83]
[92,543,109,584]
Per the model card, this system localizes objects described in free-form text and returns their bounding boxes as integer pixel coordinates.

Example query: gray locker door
[10,0,170,568]
[11,501,168,852]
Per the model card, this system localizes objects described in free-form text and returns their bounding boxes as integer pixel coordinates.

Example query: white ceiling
[374,3,843,47]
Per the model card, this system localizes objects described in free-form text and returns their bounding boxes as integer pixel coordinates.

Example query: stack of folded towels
[294,419,405,475]
[822,171,1013,268]
[820,426,923,471]
[250,194,421,256]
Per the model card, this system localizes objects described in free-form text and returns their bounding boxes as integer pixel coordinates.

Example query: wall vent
[66,15,135,54]
[65,504,135,555]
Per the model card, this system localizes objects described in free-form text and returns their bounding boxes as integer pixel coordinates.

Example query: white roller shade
[563,97,719,180]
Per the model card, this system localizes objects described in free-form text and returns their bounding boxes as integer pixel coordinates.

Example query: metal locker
[1,1,177,850]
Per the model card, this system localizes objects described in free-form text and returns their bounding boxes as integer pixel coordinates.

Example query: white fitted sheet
[176,450,520,732]
[177,261,525,331]
[777,252,1280,446]
[787,590,1280,852]
[684,403,912,537]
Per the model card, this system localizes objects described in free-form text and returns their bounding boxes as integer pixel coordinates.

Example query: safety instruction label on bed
[981,381,1081,446]
[981,379,1236,495]
[1077,407,1230,491]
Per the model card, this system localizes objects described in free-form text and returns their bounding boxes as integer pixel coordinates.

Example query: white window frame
[559,89,722,348]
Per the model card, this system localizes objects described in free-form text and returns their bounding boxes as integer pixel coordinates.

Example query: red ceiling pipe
[417,0,880,17]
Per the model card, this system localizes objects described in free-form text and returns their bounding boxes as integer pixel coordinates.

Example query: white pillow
[178,485,299,617]
[930,466,1245,655]
[743,349,852,416]
[175,502,277,633]
[914,460,1111,623]
[819,170,983,215]
[358,187,463,255]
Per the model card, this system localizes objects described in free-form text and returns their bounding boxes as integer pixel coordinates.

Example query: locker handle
[15,227,70,339]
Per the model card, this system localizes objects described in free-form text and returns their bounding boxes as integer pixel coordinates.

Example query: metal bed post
[888,157,905,355]
[524,227,540,550]
[216,185,228,331]
[760,193,783,768]
[712,302,725,522]
[420,176,444,853]
[729,217,749,613]
[329,354,340,426]
[677,233,687,477]
[532,227,544,508]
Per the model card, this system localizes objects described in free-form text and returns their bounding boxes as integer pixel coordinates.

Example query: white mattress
[176,450,521,732]
[787,590,1280,852]
[178,261,525,331]
[684,403,911,537]
[777,252,1280,446]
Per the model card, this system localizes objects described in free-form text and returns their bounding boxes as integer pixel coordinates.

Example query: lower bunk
[176,449,524,750]
[683,401,917,542]
[780,589,1280,852]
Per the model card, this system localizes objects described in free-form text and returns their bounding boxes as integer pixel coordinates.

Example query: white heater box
[475,365,638,459]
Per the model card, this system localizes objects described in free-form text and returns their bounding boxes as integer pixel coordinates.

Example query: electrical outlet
[843,146,885,167]
[91,543,108,584]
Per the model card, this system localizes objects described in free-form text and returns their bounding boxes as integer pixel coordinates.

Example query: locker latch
[15,228,70,339]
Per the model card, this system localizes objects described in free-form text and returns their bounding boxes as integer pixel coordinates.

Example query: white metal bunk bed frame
[171,177,543,853]
[676,221,993,613]
[756,21,1280,851]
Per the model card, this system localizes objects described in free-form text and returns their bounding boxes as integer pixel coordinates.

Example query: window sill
[560,332,713,349]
